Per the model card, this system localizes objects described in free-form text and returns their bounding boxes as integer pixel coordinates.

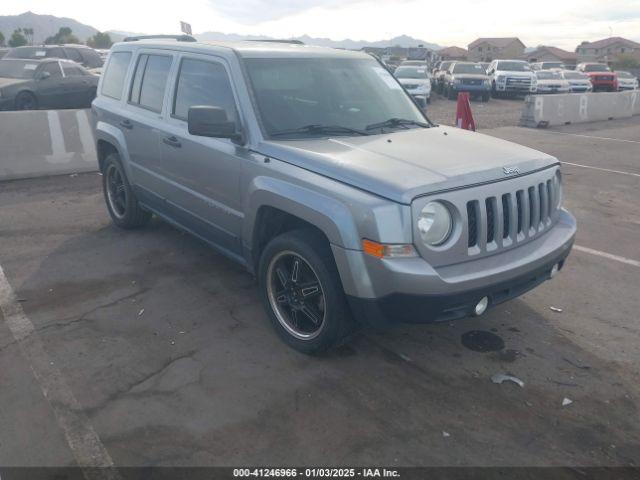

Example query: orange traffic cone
[455,92,476,131]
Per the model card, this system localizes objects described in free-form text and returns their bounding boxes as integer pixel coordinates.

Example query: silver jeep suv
[91,36,576,353]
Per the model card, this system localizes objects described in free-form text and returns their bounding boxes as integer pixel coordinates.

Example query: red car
[576,63,618,92]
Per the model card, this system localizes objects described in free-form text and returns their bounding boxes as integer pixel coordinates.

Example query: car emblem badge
[503,166,520,176]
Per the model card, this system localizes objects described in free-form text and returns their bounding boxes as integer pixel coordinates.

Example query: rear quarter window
[101,51,132,100]
[129,53,173,113]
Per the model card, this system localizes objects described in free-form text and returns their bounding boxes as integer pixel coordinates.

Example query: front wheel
[258,229,355,354]
[15,91,38,110]
[102,153,152,229]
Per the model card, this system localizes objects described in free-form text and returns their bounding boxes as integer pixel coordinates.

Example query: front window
[452,63,486,74]
[0,59,39,79]
[395,66,428,79]
[244,57,428,138]
[536,71,561,80]
[496,61,531,72]
[584,64,610,72]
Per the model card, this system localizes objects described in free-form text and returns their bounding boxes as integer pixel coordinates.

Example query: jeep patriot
[91,36,576,353]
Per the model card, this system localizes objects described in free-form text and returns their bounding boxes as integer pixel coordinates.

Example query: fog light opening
[550,263,560,279]
[474,297,489,317]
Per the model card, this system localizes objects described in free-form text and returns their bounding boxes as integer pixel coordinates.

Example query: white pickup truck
[487,59,537,97]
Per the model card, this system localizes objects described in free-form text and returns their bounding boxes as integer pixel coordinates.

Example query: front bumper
[451,83,491,93]
[537,87,571,94]
[334,209,576,326]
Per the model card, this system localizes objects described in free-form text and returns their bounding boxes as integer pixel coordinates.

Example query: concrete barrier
[520,90,640,128]
[0,109,97,181]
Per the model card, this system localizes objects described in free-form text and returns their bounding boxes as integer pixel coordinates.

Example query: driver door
[34,61,66,109]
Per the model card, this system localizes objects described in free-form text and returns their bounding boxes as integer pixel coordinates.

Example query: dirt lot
[0,118,639,470]
[426,91,525,129]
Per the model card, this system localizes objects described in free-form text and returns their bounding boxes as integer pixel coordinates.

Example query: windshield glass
[395,66,428,79]
[244,57,428,138]
[536,71,562,80]
[615,71,632,78]
[584,64,610,72]
[452,63,486,74]
[497,61,531,72]
[5,47,51,59]
[562,71,587,80]
[0,60,38,79]
[542,62,564,69]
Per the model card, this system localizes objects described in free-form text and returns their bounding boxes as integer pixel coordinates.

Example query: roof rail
[123,34,197,43]
[245,39,304,45]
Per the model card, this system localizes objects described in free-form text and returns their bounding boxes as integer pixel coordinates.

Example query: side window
[129,54,172,113]
[81,49,103,68]
[62,63,86,77]
[47,47,66,59]
[64,48,83,63]
[101,51,132,100]
[41,62,63,78]
[172,58,238,122]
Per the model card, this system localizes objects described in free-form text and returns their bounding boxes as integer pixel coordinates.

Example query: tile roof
[578,37,640,50]
[469,37,523,49]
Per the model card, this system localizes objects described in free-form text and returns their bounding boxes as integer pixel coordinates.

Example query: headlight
[417,201,453,246]
[554,171,563,208]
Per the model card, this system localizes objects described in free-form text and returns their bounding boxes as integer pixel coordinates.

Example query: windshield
[244,57,428,138]
[452,63,486,74]
[536,71,562,80]
[395,66,428,79]
[497,61,531,72]
[584,64,611,72]
[0,60,38,79]
[440,61,452,71]
[615,71,633,78]
[542,62,564,69]
[562,71,587,80]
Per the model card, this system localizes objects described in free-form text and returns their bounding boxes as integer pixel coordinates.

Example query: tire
[102,152,152,229]
[258,229,355,354]
[15,91,38,110]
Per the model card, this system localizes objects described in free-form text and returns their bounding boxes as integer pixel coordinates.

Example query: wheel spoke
[276,292,288,304]
[299,282,321,298]
[275,267,289,288]
[290,258,300,283]
[290,310,299,329]
[300,304,322,325]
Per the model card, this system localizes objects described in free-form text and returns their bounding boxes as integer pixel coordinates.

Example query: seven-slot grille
[466,176,559,253]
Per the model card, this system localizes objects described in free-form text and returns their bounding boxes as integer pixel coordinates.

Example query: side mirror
[188,106,243,144]
[38,71,51,81]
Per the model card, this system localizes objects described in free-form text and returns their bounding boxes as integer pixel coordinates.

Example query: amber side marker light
[362,239,417,259]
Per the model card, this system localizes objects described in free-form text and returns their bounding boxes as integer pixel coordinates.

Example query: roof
[438,46,468,56]
[468,37,524,49]
[578,37,640,50]
[112,39,369,59]
[526,46,578,61]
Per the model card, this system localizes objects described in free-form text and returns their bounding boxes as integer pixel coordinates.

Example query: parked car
[92,37,576,354]
[615,71,639,90]
[559,70,593,93]
[5,44,104,69]
[487,59,537,97]
[576,63,618,92]
[0,58,98,110]
[531,61,565,71]
[442,62,491,101]
[431,60,453,94]
[534,70,571,94]
[478,62,490,73]
[394,65,431,105]
[400,60,428,67]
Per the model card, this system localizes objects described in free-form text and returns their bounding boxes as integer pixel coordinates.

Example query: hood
[258,126,558,204]
[451,74,488,80]
[537,78,568,86]
[496,71,534,77]
[585,71,614,77]
[0,77,29,89]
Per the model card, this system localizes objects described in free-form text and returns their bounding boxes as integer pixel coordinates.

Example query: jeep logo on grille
[503,166,520,176]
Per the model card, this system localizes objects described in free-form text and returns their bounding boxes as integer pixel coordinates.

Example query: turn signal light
[362,239,417,259]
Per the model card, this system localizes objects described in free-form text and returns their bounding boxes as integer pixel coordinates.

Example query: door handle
[119,119,133,130]
[163,136,182,148]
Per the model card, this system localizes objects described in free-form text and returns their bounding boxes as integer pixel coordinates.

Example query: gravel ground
[425,91,526,129]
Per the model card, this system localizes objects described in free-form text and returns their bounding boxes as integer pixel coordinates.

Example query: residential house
[468,37,526,62]
[523,46,578,68]
[576,37,640,63]
[438,46,468,61]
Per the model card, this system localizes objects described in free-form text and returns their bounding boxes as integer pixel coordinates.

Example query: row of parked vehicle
[396,58,638,104]
[0,44,105,111]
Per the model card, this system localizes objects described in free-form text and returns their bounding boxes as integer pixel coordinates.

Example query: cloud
[206,0,360,23]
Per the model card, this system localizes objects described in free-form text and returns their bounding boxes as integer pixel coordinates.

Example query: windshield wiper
[270,124,369,138]
[365,117,429,132]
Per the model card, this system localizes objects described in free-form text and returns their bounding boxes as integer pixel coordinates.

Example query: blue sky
[2,0,640,50]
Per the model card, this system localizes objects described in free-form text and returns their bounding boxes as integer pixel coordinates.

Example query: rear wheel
[15,91,38,110]
[102,153,152,229]
[259,229,355,354]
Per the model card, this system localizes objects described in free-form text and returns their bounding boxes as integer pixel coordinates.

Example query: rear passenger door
[157,53,244,256]
[60,63,95,107]
[122,51,175,204]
